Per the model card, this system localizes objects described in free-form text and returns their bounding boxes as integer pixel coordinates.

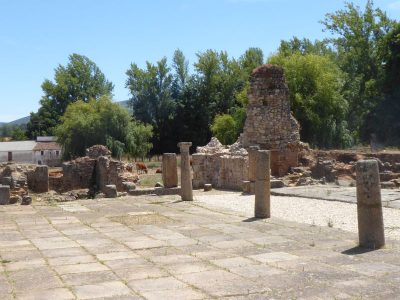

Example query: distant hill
[0,100,131,126]
[8,116,31,126]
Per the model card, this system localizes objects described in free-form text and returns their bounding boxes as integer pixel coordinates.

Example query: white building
[0,137,62,166]
[0,141,37,163]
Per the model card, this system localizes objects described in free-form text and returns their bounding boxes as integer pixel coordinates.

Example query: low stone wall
[53,153,136,193]
[62,157,96,192]
[192,153,248,191]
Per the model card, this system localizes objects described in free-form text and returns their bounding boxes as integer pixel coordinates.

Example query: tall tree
[322,0,395,141]
[269,53,351,148]
[126,57,175,153]
[27,54,113,138]
[363,23,400,145]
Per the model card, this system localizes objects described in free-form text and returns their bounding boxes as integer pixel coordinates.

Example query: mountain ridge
[0,100,131,126]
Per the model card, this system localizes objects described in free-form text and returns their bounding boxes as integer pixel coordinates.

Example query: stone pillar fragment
[162,153,178,188]
[356,160,385,249]
[0,185,10,205]
[254,150,270,218]
[248,145,260,182]
[178,142,193,201]
[28,165,49,193]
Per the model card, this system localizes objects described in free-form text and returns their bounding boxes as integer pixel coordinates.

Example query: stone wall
[61,157,96,192]
[192,139,249,191]
[27,165,49,193]
[51,152,135,193]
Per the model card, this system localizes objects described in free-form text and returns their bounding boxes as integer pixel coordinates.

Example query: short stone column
[178,142,193,201]
[0,185,10,205]
[246,145,260,194]
[254,150,271,218]
[248,145,260,182]
[356,160,385,249]
[162,153,178,188]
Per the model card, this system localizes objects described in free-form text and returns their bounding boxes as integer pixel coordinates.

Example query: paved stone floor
[1,193,400,299]
[272,185,400,209]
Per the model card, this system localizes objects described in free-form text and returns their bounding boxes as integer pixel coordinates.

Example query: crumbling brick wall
[241,64,301,176]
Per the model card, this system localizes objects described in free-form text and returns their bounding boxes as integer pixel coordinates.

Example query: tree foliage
[55,96,153,159]
[363,23,400,145]
[269,53,352,148]
[27,54,114,138]
[211,114,237,145]
[126,48,264,152]
[322,0,395,140]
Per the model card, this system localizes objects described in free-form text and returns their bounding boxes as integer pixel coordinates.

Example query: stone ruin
[192,64,303,190]
[192,138,248,190]
[49,145,138,196]
[0,163,33,205]
[241,64,302,177]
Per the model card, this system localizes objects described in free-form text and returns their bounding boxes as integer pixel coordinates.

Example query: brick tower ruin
[240,64,301,176]
[192,64,302,190]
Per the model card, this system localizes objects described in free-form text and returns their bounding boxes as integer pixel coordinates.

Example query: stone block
[0,185,10,205]
[204,184,212,192]
[27,165,49,193]
[21,195,32,205]
[103,185,117,198]
[122,181,136,192]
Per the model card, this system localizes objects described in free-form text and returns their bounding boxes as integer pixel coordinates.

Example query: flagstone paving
[1,192,400,299]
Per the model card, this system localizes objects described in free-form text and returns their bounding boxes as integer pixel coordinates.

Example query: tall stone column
[178,142,193,201]
[162,153,178,188]
[356,160,385,249]
[0,185,10,205]
[254,150,271,218]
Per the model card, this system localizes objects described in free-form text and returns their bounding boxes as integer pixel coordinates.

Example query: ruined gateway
[192,64,304,190]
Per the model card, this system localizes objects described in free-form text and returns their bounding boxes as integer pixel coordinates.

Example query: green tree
[277,37,336,59]
[11,127,27,141]
[322,0,395,140]
[363,23,400,145]
[55,96,153,159]
[126,57,175,153]
[269,53,351,148]
[27,54,113,138]
[211,114,237,145]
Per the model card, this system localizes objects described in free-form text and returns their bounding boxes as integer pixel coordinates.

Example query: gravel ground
[194,192,400,240]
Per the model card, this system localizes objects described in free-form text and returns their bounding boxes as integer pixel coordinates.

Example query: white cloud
[388,1,400,10]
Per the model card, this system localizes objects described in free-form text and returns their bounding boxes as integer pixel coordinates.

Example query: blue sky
[1,0,399,122]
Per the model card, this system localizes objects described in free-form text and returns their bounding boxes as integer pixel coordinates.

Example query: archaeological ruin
[2,65,400,206]
[192,64,304,191]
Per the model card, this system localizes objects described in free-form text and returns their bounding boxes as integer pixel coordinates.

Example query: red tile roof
[33,142,62,151]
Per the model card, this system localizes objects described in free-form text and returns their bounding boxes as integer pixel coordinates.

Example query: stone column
[162,153,178,188]
[0,185,10,205]
[248,145,260,182]
[254,150,270,218]
[178,142,193,201]
[356,160,385,249]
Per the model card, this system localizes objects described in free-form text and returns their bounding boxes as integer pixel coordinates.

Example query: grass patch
[139,174,162,187]
[146,161,161,169]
